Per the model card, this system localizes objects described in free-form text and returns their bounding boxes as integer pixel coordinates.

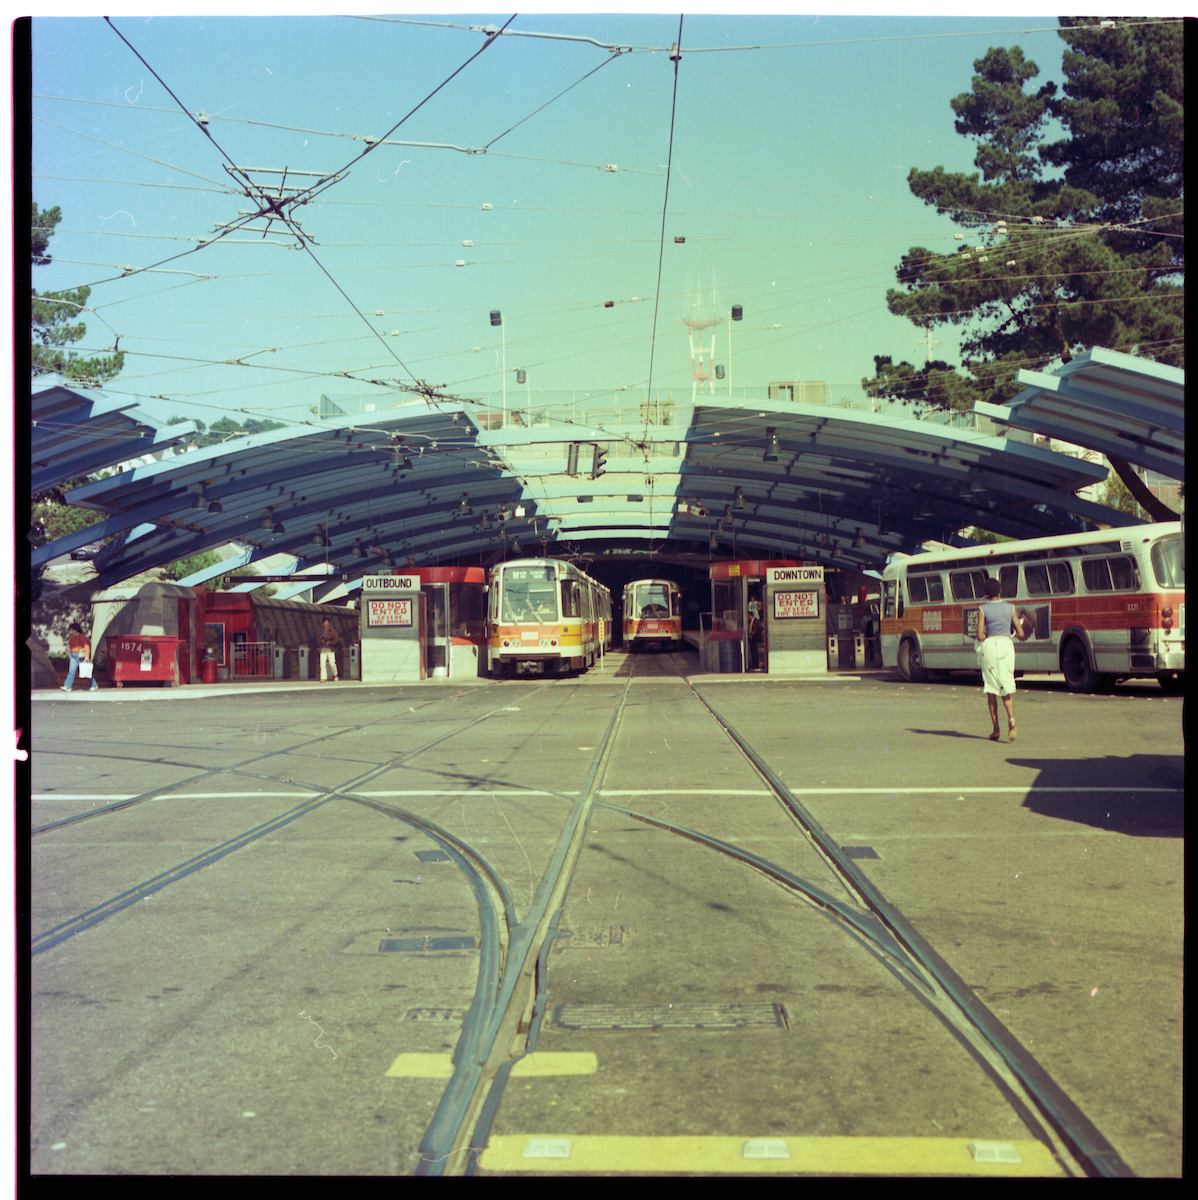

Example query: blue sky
[28,9,1106,432]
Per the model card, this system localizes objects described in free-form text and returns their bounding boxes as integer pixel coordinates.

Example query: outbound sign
[767,566,823,585]
[363,574,420,591]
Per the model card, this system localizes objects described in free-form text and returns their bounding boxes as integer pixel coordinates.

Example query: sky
[27,8,1117,435]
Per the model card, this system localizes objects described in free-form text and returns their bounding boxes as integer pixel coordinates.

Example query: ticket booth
[706,560,800,673]
[417,566,487,679]
[359,573,426,682]
[764,565,827,674]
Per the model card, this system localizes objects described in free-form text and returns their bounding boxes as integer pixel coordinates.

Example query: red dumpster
[106,635,182,688]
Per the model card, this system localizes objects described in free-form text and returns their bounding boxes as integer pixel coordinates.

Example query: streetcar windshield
[635,584,672,618]
[1150,535,1184,589]
[501,567,559,623]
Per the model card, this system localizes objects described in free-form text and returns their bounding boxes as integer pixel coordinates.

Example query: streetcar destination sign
[767,566,823,584]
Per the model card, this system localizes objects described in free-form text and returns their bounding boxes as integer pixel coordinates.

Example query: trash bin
[273,645,290,679]
[297,645,310,679]
[202,653,218,684]
[106,635,182,688]
[718,639,742,673]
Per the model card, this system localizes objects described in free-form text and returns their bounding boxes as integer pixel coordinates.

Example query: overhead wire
[36,18,1181,435]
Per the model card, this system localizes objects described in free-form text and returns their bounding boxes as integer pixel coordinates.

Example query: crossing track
[28,648,1166,1176]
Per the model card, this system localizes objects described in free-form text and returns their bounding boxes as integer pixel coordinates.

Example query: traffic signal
[591,445,608,479]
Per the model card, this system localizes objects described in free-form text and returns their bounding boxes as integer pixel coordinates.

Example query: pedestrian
[63,622,98,693]
[747,598,765,671]
[975,577,1030,741]
[318,617,340,682]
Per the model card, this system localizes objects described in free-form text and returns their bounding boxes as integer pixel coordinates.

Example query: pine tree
[865,20,1182,402]
[863,18,1182,520]
[31,199,126,385]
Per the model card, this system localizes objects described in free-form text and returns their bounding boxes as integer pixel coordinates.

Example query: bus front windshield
[502,567,559,623]
[1151,535,1185,589]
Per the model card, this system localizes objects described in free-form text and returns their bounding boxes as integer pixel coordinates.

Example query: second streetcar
[622,578,682,652]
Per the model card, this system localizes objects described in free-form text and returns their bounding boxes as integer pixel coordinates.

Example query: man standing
[318,618,340,682]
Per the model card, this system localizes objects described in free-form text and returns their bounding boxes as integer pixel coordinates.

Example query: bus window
[1108,556,1139,590]
[1024,564,1049,596]
[999,565,1018,598]
[1026,561,1075,595]
[950,570,988,600]
[908,574,944,603]
[1151,536,1184,588]
[1082,559,1112,592]
[1047,561,1074,593]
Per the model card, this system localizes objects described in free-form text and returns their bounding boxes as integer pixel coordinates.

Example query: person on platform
[318,618,341,682]
[975,577,1030,741]
[63,622,98,692]
[747,598,765,671]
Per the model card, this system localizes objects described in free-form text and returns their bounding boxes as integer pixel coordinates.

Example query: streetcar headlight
[1162,606,1173,629]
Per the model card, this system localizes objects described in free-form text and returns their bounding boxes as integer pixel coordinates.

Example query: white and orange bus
[622,579,682,652]
[487,558,612,677]
[881,522,1184,692]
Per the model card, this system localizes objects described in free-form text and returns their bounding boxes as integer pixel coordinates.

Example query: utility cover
[554,1001,784,1030]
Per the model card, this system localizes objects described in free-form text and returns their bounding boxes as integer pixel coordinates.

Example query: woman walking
[975,577,1029,741]
[63,622,98,693]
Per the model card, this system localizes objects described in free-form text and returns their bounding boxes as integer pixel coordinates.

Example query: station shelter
[90,581,197,686]
[705,560,828,674]
[359,566,487,683]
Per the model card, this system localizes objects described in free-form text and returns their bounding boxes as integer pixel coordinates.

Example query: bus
[487,558,612,677]
[622,579,682,652]
[881,522,1184,693]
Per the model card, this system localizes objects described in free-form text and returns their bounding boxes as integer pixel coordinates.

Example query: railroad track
[29,650,1139,1176]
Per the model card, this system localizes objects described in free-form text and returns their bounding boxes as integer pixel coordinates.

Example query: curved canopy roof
[975,347,1184,483]
[31,377,1137,593]
[31,376,196,495]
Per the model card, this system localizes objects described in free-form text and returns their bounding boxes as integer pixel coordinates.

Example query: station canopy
[976,347,1184,483]
[31,366,1150,594]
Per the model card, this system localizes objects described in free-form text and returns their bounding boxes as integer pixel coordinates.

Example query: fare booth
[360,567,487,683]
[706,559,807,674]
[418,566,488,679]
[765,565,827,674]
[360,574,426,683]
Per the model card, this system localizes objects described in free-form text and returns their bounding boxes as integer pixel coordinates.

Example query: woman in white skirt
[975,577,1030,741]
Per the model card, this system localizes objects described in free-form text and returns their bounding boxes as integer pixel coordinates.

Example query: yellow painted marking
[477,1136,1065,1176]
[386,1051,598,1079]
[386,1053,453,1078]
[510,1052,597,1077]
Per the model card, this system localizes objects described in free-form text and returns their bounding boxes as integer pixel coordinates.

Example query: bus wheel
[1061,637,1098,693]
[1157,672,1185,694]
[897,638,928,683]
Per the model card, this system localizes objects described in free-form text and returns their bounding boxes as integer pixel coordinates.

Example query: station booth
[705,560,828,675]
[359,567,487,683]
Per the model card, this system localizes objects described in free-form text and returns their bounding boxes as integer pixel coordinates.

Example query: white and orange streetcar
[487,558,611,677]
[622,579,682,653]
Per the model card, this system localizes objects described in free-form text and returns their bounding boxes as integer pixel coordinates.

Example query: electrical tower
[682,276,724,402]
